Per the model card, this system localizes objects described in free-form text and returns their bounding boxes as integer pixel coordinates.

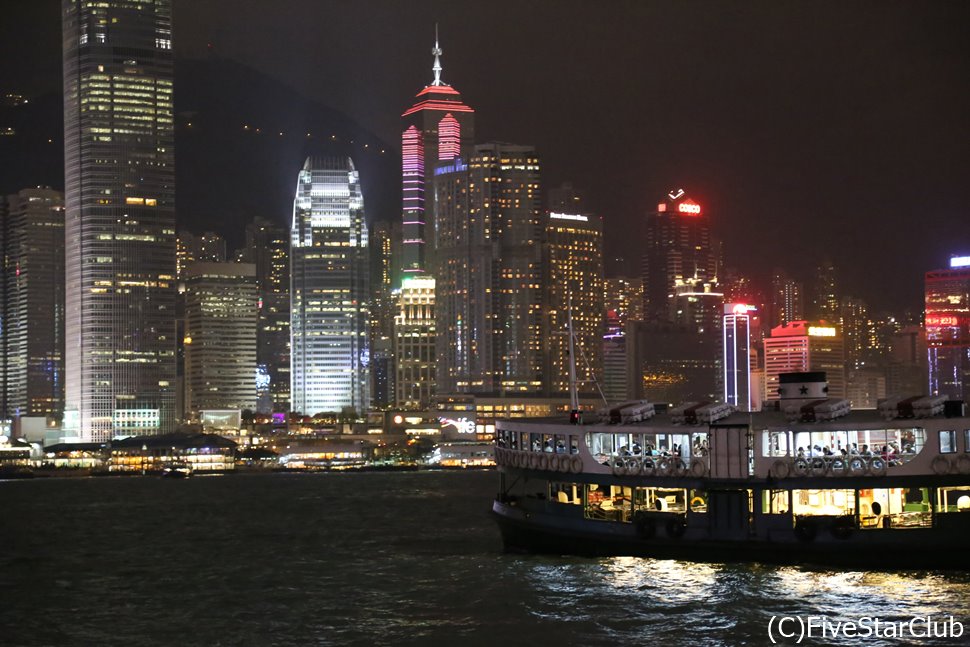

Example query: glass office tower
[290,157,370,415]
[62,0,177,441]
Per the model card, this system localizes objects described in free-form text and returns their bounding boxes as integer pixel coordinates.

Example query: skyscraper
[809,258,840,321]
[183,262,257,414]
[434,144,543,394]
[642,189,718,323]
[723,303,755,411]
[1,188,66,420]
[290,156,370,415]
[543,211,604,395]
[400,31,474,276]
[62,0,176,441]
[393,277,436,408]
[764,320,846,400]
[236,218,290,413]
[770,269,804,328]
[925,257,970,401]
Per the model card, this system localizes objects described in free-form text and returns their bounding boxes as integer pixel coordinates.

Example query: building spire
[431,24,443,86]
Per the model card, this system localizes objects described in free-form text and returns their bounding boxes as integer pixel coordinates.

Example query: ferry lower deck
[493,473,970,569]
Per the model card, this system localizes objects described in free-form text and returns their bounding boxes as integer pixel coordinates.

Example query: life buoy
[791,459,809,477]
[634,512,656,539]
[847,457,868,476]
[793,517,817,542]
[806,458,826,477]
[931,455,951,475]
[569,455,583,474]
[666,516,687,539]
[830,515,854,540]
[689,457,707,478]
[612,458,627,477]
[827,458,847,477]
[528,453,540,470]
[626,457,642,476]
[666,458,685,477]
[771,459,791,479]
[956,454,970,475]
[641,458,656,477]
[868,457,887,477]
[516,452,526,469]
[538,454,549,471]
[657,457,671,476]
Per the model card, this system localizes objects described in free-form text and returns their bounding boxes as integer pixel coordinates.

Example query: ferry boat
[491,373,970,569]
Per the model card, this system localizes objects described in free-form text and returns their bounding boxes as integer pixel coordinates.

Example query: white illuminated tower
[723,304,754,411]
[290,157,370,415]
[62,0,177,441]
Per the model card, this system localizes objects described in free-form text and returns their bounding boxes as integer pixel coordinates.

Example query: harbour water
[2,471,970,646]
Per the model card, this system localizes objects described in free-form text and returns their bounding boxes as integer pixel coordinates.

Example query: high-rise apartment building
[764,320,846,400]
[434,143,543,394]
[642,189,718,322]
[393,277,435,408]
[770,269,804,328]
[809,259,840,321]
[63,0,177,441]
[177,230,227,277]
[290,156,370,415]
[602,276,644,404]
[183,262,257,414]
[1,188,66,420]
[400,33,474,276]
[543,211,604,395]
[925,257,970,401]
[236,218,290,413]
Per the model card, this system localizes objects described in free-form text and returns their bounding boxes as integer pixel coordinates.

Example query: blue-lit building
[290,157,370,416]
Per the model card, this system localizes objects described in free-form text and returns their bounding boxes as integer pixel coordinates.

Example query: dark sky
[2,1,969,313]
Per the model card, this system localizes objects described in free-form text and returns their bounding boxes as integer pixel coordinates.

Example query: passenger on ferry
[556,440,566,453]
[797,447,806,459]
[861,444,872,457]
[850,443,859,455]
[632,442,642,455]
[532,439,541,452]
[620,445,632,456]
[544,439,554,453]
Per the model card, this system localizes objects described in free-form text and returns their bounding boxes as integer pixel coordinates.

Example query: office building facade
[543,211,604,395]
[434,143,544,394]
[183,262,258,414]
[393,277,436,408]
[1,188,66,420]
[63,0,177,441]
[290,156,370,415]
[925,258,970,401]
[764,320,846,400]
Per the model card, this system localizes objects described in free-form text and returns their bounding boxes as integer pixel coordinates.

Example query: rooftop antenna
[431,24,443,86]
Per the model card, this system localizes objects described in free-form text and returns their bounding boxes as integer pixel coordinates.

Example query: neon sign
[951,256,970,269]
[926,315,959,327]
[808,326,836,337]
[668,189,685,201]
[439,416,476,434]
[678,202,701,214]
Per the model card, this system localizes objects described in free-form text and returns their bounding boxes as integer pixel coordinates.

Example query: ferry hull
[492,500,970,570]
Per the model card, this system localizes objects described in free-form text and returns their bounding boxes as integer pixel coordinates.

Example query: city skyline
[1,2,968,313]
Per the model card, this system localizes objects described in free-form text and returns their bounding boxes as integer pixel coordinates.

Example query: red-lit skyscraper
[400,31,474,277]
[926,256,970,402]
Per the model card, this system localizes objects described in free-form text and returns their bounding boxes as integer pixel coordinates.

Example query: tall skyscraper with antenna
[400,28,475,276]
[62,0,177,441]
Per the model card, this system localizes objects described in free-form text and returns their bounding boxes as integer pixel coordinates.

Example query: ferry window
[692,433,709,456]
[690,490,707,513]
[762,490,789,514]
[940,430,957,454]
[549,481,580,504]
[792,489,855,516]
[965,430,970,452]
[938,487,970,513]
[542,434,554,452]
[570,436,579,455]
[860,488,932,528]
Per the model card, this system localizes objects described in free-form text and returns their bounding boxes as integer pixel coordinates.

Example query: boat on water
[491,373,970,569]
[161,462,193,478]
